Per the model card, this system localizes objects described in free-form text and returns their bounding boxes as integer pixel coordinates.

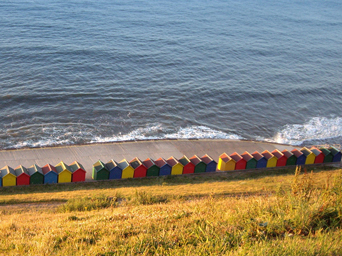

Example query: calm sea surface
[0,0,342,149]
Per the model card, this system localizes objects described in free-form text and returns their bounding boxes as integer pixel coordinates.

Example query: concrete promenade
[0,139,298,181]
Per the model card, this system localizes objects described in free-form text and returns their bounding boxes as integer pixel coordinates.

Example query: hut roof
[271,149,284,159]
[329,146,340,156]
[282,149,294,158]
[178,155,191,166]
[154,158,168,168]
[310,147,322,157]
[117,159,130,170]
[300,147,313,157]
[261,150,274,160]
[130,157,143,169]
[251,151,264,161]
[143,158,155,169]
[320,147,332,156]
[27,164,43,176]
[291,149,303,158]
[166,157,181,167]
[14,165,29,176]
[42,164,57,175]
[230,152,243,162]
[219,153,233,163]
[241,151,254,162]
[201,154,214,164]
[189,155,202,166]
[0,166,16,177]
[106,159,118,171]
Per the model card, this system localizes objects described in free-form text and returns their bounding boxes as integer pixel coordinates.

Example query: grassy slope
[0,165,342,255]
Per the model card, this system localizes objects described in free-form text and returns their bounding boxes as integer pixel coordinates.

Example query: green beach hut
[92,160,109,180]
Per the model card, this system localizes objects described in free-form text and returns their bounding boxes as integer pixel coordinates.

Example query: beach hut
[230,152,247,170]
[27,164,44,185]
[154,158,171,176]
[189,155,206,173]
[0,166,16,187]
[92,160,109,180]
[143,158,160,177]
[217,153,235,171]
[106,160,122,180]
[329,146,342,162]
[251,151,267,168]
[300,147,316,165]
[118,159,134,179]
[70,161,86,182]
[241,151,257,169]
[271,149,287,167]
[310,147,325,164]
[178,155,195,174]
[320,147,333,163]
[42,164,58,184]
[14,165,30,186]
[201,154,217,172]
[262,150,277,168]
[282,149,297,166]
[166,156,183,175]
[55,161,72,183]
[291,149,306,165]
[130,157,147,178]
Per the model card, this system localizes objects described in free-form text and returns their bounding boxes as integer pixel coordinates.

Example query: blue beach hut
[154,157,171,176]
[251,151,267,168]
[329,146,342,163]
[291,149,306,165]
[42,164,58,184]
[106,159,122,180]
[201,154,217,172]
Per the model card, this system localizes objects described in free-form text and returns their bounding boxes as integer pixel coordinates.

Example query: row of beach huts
[0,146,341,187]
[0,161,86,187]
[92,146,341,180]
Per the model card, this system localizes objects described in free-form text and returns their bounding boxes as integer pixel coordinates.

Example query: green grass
[0,165,342,255]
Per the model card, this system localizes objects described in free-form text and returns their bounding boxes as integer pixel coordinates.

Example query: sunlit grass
[0,165,341,255]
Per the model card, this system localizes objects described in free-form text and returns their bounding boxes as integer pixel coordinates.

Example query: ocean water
[0,0,342,149]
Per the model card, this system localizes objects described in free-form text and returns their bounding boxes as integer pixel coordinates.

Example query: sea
[1,0,342,150]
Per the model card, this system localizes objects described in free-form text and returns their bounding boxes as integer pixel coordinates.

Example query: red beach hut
[178,155,195,174]
[271,149,287,167]
[230,152,247,170]
[14,165,30,186]
[70,161,86,182]
[130,157,147,178]
[310,147,325,164]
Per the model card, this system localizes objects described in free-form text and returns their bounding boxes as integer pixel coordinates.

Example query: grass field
[0,165,342,255]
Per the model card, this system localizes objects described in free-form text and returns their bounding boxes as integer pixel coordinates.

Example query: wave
[90,125,243,143]
[262,117,342,146]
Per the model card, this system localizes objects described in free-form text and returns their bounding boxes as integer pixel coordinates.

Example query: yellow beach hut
[217,153,235,171]
[261,150,277,168]
[301,147,316,165]
[0,165,16,187]
[55,161,72,183]
[166,156,183,175]
[117,159,134,179]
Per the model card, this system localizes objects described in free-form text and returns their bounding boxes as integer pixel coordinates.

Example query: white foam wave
[264,117,342,146]
[90,125,242,143]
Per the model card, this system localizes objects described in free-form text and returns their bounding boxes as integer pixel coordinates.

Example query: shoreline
[0,138,298,152]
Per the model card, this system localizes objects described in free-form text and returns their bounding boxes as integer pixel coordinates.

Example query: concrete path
[0,139,298,181]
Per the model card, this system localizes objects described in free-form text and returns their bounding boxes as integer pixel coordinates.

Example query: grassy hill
[1,165,342,255]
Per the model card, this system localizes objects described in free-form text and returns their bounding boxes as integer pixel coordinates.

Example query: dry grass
[0,166,342,255]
